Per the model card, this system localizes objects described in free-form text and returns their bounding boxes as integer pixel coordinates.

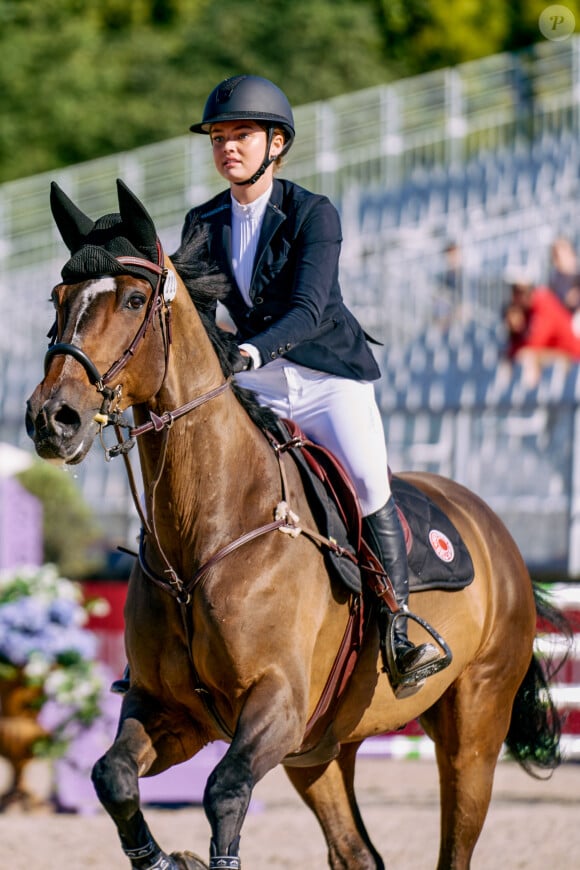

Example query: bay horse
[26,180,567,870]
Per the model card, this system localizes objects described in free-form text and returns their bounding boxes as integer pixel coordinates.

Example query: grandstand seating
[375,308,578,575]
[341,125,580,350]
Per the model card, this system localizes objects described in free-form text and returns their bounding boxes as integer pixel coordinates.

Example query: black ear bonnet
[50,179,161,290]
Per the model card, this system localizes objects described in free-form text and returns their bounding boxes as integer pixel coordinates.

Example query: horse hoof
[170,850,209,870]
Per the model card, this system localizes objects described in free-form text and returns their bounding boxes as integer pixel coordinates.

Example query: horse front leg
[203,675,303,869]
[92,699,207,870]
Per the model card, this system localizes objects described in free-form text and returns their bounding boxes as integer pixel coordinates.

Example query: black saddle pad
[392,476,474,592]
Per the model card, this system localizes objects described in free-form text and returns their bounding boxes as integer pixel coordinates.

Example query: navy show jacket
[178,178,381,381]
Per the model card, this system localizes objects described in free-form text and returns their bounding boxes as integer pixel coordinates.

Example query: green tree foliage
[375,0,580,74]
[16,461,102,578]
[0,0,565,184]
[505,0,580,51]
[174,0,388,106]
[379,0,510,71]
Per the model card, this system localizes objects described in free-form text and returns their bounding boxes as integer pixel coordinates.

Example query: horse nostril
[54,404,81,430]
[27,399,82,441]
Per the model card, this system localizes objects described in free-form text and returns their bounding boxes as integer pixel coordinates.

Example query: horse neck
[132,299,270,564]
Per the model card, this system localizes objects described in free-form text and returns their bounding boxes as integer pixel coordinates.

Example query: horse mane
[170,223,280,433]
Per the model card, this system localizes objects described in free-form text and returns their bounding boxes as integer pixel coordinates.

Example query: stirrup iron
[382,607,452,699]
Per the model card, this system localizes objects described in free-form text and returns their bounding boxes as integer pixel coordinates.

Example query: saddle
[277,419,474,596]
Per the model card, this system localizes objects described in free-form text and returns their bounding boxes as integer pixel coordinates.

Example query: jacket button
[285,343,292,350]
[254,296,263,304]
[270,351,277,359]
[277,346,284,354]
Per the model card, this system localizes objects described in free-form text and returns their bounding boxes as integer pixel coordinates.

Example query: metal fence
[3,38,580,570]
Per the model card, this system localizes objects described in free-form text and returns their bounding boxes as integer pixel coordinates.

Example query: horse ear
[116,179,158,254]
[50,182,95,253]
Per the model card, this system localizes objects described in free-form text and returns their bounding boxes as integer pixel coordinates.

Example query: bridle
[46,242,173,425]
[44,242,231,457]
[43,240,233,545]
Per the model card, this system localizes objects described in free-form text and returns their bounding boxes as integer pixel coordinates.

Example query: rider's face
[209,121,283,187]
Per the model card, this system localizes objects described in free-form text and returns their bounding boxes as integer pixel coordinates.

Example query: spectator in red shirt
[503,266,580,384]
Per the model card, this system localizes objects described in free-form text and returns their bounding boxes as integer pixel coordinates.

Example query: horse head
[25,180,198,465]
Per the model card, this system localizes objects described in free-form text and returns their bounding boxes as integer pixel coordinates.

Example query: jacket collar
[210,180,287,296]
[258,179,286,244]
[268,178,285,213]
[252,179,285,284]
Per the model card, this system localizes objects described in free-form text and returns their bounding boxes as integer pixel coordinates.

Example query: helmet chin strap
[234,128,278,187]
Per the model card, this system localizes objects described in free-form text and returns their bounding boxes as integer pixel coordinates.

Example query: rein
[45,241,371,750]
[129,379,232,438]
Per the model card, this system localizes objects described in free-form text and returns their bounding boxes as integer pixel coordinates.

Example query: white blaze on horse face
[70,277,117,345]
[55,277,118,386]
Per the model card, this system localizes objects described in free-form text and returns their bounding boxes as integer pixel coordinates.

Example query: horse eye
[126,293,146,310]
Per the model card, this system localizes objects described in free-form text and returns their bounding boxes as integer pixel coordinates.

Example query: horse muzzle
[25,391,97,464]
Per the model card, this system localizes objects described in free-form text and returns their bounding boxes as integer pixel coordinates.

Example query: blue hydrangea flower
[0,564,106,757]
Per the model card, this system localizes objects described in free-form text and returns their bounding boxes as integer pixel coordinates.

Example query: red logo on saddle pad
[429,529,455,563]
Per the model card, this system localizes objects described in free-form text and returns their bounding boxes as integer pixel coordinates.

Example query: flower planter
[0,669,48,810]
[0,564,109,811]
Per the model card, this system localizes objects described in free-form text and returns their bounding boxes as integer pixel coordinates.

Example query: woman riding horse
[25,177,568,869]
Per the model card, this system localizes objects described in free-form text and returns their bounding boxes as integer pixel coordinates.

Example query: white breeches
[235,360,390,515]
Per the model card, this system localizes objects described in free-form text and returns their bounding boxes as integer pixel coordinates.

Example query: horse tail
[504,582,574,778]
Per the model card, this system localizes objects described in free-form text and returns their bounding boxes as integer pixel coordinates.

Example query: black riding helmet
[190,75,295,186]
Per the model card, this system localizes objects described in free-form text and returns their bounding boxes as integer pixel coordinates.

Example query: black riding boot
[363,497,439,681]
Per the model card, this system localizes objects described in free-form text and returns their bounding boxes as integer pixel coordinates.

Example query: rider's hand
[231,347,253,372]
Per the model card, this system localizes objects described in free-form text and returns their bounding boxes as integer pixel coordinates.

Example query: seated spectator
[549,237,580,316]
[502,266,580,384]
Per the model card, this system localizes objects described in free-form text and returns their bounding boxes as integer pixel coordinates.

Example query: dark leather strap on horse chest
[136,428,371,749]
[137,516,292,604]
